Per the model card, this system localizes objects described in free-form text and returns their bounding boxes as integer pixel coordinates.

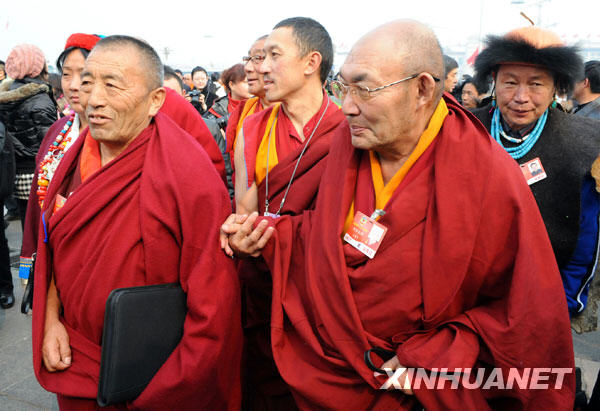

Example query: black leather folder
[97,283,187,406]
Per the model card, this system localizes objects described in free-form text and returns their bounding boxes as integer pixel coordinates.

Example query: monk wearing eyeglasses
[224,19,574,410]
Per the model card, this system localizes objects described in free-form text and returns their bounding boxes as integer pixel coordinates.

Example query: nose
[341,91,360,117]
[259,57,271,75]
[84,83,106,110]
[244,60,254,74]
[69,73,80,92]
[513,84,530,104]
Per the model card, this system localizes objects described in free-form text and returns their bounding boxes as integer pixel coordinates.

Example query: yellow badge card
[343,211,388,259]
[520,157,547,185]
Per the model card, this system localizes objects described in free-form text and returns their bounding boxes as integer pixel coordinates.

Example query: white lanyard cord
[264,97,331,216]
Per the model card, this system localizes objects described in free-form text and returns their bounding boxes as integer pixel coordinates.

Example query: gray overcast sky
[1,0,598,72]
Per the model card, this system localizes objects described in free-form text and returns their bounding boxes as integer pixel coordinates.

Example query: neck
[98,120,149,166]
[578,92,600,105]
[77,112,88,131]
[258,95,274,109]
[281,82,324,141]
[99,138,138,166]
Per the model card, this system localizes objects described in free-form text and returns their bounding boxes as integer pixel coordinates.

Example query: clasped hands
[220,212,275,258]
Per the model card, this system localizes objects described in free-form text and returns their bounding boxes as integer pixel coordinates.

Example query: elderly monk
[471,28,600,318]
[32,35,242,410]
[225,20,574,410]
[225,35,272,182]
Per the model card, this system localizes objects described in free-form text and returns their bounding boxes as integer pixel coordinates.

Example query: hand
[42,317,72,372]
[220,213,249,256]
[377,356,413,395]
[228,212,275,258]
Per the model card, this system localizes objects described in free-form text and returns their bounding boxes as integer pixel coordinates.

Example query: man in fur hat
[471,27,600,317]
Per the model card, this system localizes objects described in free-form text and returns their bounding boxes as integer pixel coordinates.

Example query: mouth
[349,124,368,135]
[70,96,80,104]
[87,112,111,126]
[508,107,532,117]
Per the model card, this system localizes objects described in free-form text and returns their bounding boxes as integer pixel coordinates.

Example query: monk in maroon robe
[227,21,574,410]
[33,36,242,410]
[21,86,227,289]
[224,18,346,410]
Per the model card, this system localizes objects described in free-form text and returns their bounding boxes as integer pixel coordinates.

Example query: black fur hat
[474,27,583,96]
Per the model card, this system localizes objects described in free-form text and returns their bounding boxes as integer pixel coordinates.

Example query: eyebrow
[80,71,123,83]
[264,43,280,52]
[339,72,368,84]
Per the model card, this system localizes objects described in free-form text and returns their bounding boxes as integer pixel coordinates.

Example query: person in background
[572,60,600,120]
[0,60,6,82]
[182,71,193,89]
[443,54,458,94]
[164,65,186,96]
[225,35,273,192]
[18,33,101,312]
[0,119,15,309]
[471,27,600,318]
[190,66,217,114]
[161,64,230,195]
[48,73,71,117]
[459,75,488,108]
[206,63,251,121]
[0,44,57,232]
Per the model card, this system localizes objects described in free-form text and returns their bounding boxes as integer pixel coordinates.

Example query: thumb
[59,337,72,365]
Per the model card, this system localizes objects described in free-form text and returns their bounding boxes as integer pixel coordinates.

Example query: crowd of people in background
[0,15,600,410]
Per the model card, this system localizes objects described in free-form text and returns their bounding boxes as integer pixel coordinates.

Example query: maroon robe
[21,88,226,267]
[32,112,242,410]
[260,96,575,409]
[239,93,347,408]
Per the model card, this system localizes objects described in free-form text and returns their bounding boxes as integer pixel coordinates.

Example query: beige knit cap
[5,44,46,80]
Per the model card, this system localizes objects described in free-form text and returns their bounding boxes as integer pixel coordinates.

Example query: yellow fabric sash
[343,99,449,232]
[235,97,261,142]
[254,104,281,185]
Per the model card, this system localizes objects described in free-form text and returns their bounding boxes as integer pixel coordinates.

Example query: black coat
[0,120,15,199]
[0,78,57,174]
[471,105,600,267]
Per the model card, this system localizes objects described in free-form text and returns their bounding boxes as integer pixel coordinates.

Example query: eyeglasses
[330,73,441,100]
[242,55,265,65]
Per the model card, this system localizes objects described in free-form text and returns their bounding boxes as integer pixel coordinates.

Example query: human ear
[148,87,166,117]
[304,51,323,79]
[416,73,437,105]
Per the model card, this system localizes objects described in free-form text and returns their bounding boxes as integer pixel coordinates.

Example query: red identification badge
[520,157,547,185]
[343,211,388,259]
[53,194,67,214]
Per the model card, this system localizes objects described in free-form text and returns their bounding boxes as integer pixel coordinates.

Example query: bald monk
[225,20,575,410]
[33,35,241,410]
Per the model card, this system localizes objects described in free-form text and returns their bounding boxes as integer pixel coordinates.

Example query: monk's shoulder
[240,105,276,138]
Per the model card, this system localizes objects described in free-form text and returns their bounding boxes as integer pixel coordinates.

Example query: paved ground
[1,218,599,409]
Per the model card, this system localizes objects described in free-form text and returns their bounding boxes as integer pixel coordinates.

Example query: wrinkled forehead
[340,42,401,83]
[85,45,136,71]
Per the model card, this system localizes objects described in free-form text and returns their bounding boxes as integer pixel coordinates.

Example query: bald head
[349,20,444,101]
